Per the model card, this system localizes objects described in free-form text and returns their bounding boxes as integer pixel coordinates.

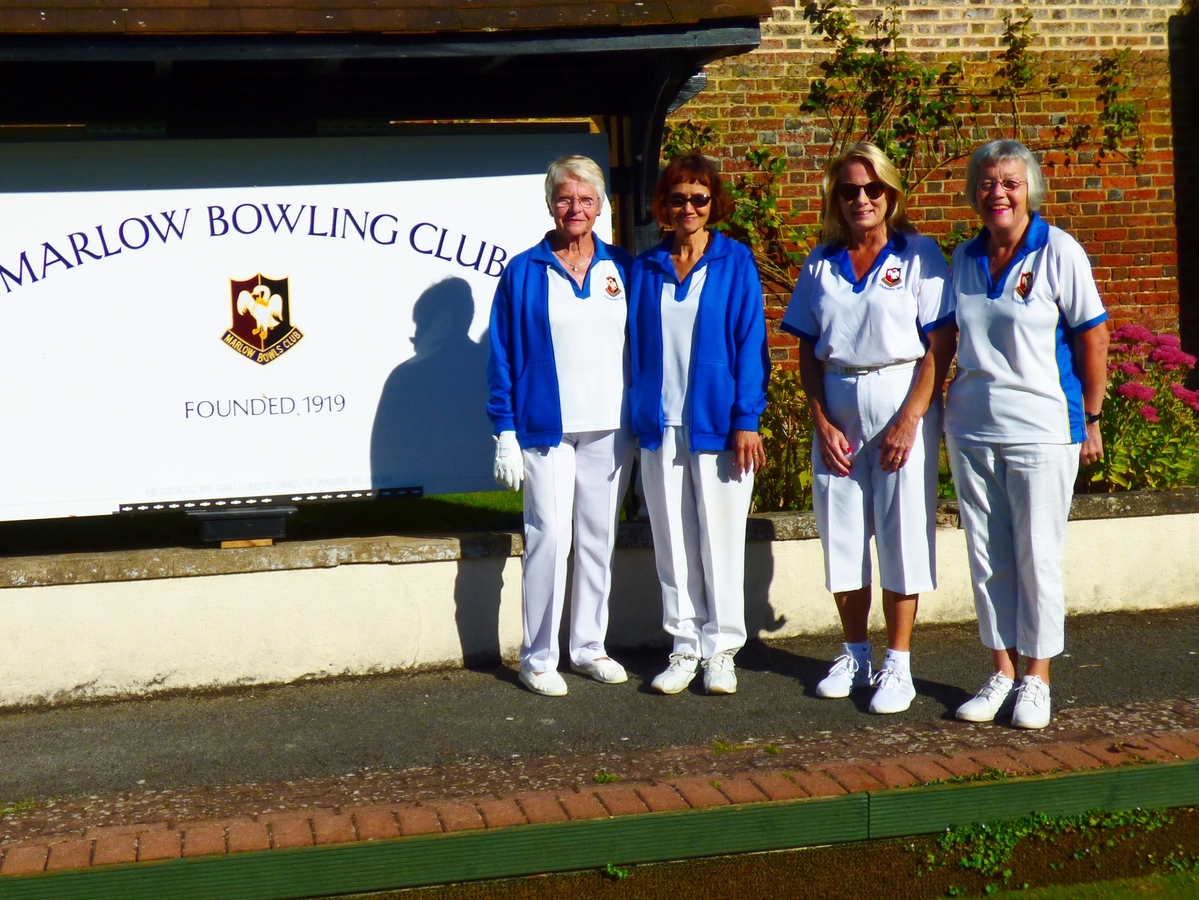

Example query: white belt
[825,359,919,376]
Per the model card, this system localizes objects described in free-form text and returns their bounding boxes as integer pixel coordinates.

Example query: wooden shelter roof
[0,0,773,35]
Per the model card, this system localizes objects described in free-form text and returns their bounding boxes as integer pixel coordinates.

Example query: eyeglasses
[835,181,888,202]
[976,178,1027,194]
[666,193,712,210]
[553,196,598,210]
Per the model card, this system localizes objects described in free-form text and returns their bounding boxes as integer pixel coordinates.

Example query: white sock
[883,648,911,675]
[845,641,872,662]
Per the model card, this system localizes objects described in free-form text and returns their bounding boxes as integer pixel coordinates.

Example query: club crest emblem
[222,274,304,365]
[605,275,622,298]
[1017,270,1035,299]
[881,266,902,288]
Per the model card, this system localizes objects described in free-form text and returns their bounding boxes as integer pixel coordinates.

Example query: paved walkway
[1,610,1198,882]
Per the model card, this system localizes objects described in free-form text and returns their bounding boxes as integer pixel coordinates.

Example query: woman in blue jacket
[486,155,635,697]
[628,153,770,696]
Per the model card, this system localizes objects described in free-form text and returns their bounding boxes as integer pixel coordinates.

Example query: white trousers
[813,366,939,595]
[640,426,753,658]
[521,429,633,672]
[946,437,1079,659]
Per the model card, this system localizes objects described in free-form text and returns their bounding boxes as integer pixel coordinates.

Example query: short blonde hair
[545,155,606,212]
[820,142,913,244]
[965,140,1046,212]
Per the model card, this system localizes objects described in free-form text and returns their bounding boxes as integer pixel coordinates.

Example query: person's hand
[1080,420,1104,467]
[733,430,766,477]
[878,411,919,473]
[493,431,524,491]
[815,418,853,477]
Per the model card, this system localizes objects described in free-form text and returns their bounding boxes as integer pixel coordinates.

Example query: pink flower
[1118,381,1157,402]
[1108,342,1130,354]
[1113,324,1154,343]
[1150,346,1198,369]
[1172,383,1199,413]
[1118,361,1145,376]
[1139,405,1161,423]
[1154,334,1182,348]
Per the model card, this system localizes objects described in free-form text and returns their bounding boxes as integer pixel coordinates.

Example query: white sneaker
[570,657,628,684]
[650,653,700,694]
[955,672,1015,722]
[868,665,915,714]
[702,650,738,695]
[1011,675,1052,730]
[519,667,568,697]
[816,651,872,698]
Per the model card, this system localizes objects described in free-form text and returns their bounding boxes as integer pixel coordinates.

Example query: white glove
[493,431,524,491]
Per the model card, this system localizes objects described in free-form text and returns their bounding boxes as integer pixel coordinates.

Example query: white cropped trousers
[813,364,939,595]
[640,426,753,659]
[946,437,1079,659]
[520,429,634,673]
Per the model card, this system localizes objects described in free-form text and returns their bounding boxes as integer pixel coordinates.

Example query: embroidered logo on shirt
[1017,270,1034,299]
[881,266,903,289]
[605,276,622,298]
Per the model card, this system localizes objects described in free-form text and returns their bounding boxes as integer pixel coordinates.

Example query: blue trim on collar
[825,230,909,294]
[646,229,731,296]
[533,234,619,299]
[965,212,1049,300]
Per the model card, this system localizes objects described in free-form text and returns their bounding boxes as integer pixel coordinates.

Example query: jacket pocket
[513,359,560,436]
[690,360,736,438]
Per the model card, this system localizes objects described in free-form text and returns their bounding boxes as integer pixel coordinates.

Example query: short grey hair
[544,155,606,212]
[965,140,1046,212]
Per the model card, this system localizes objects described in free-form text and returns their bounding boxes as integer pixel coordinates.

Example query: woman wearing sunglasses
[781,142,956,714]
[946,140,1108,729]
[487,155,635,696]
[627,153,770,695]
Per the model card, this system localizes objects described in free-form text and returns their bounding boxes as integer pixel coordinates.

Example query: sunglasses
[666,193,712,210]
[835,181,888,202]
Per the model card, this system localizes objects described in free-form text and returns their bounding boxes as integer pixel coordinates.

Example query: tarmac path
[1,608,1197,809]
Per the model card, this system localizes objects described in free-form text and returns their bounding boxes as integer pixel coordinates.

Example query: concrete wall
[1,499,1197,710]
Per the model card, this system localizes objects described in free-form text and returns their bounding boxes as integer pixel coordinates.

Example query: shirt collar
[644,229,731,280]
[530,233,616,266]
[964,211,1048,259]
[824,229,908,288]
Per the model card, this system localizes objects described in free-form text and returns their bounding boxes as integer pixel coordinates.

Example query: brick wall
[671,0,1185,367]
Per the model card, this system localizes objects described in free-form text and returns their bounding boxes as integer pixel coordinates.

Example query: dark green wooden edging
[0,793,867,900]
[3,759,1198,900]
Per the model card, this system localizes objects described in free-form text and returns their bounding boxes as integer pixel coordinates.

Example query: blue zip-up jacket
[628,231,770,452]
[486,234,634,449]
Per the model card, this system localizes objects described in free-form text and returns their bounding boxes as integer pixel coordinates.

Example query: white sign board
[0,134,612,521]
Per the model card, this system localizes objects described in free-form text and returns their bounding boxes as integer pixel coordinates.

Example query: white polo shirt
[781,231,953,367]
[660,266,708,426]
[945,213,1108,445]
[547,257,629,434]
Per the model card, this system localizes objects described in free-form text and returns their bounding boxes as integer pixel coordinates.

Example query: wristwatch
[1085,411,1102,425]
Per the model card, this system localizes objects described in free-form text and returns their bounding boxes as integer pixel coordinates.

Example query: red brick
[965,749,1033,775]
[514,792,568,824]
[750,772,809,801]
[893,754,958,783]
[397,807,442,836]
[137,831,181,861]
[715,774,770,804]
[173,817,252,832]
[45,840,92,872]
[1036,743,1107,771]
[92,833,138,866]
[1009,747,1063,775]
[227,823,271,853]
[1,844,47,875]
[635,784,689,813]
[817,765,885,794]
[268,816,314,849]
[351,807,400,840]
[312,810,357,845]
[182,825,225,858]
[1110,736,1178,764]
[1144,733,1199,761]
[84,822,168,839]
[862,762,921,790]
[788,771,847,798]
[1077,740,1141,767]
[1173,731,1199,750]
[557,791,609,821]
[594,786,650,817]
[434,802,484,833]
[671,776,730,808]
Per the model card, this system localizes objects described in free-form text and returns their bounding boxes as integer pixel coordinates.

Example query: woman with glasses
[781,143,956,714]
[487,155,635,696]
[947,140,1109,729]
[627,153,769,695]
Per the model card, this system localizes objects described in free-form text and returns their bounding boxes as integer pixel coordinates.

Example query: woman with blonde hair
[781,142,956,714]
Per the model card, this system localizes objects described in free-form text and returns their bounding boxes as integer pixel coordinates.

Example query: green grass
[996,869,1199,897]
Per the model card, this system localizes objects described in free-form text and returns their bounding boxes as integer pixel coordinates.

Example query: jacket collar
[643,229,733,280]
